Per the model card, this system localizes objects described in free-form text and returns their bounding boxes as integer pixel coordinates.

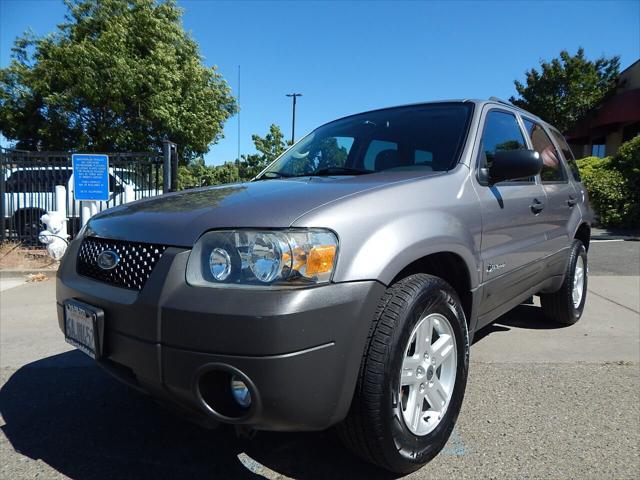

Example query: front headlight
[186,229,338,287]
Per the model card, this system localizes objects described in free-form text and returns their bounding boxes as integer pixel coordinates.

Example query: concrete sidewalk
[472,275,639,363]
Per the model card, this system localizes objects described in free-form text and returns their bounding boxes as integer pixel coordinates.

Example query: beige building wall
[605,130,624,156]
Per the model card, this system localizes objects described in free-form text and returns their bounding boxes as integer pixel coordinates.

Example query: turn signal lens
[306,245,337,276]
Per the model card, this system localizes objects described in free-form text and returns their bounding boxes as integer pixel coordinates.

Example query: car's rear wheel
[13,209,46,246]
[337,274,469,474]
[540,239,588,325]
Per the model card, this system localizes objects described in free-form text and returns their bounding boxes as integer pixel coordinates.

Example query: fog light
[230,375,251,408]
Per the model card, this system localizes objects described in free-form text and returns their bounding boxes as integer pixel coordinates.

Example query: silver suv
[56,99,591,474]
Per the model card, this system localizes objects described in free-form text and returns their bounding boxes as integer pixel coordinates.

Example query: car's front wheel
[337,274,469,474]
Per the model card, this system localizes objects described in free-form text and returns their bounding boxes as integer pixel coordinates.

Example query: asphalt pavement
[1,239,638,479]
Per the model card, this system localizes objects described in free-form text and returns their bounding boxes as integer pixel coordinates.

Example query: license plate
[64,300,103,359]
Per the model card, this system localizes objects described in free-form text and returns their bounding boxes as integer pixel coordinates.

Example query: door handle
[530,199,545,214]
[567,195,577,207]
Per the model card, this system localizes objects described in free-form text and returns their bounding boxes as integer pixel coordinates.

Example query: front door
[474,109,549,318]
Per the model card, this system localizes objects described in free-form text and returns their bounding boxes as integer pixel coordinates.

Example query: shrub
[576,156,629,227]
[611,136,640,226]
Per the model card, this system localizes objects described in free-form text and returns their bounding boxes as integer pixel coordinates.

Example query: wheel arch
[574,222,591,251]
[390,251,474,325]
[12,206,48,222]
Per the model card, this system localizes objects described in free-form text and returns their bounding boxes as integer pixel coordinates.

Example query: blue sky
[1,0,639,165]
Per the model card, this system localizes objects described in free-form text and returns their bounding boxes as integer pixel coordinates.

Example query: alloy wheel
[399,313,457,436]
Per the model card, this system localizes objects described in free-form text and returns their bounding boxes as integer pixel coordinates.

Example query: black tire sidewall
[382,279,469,468]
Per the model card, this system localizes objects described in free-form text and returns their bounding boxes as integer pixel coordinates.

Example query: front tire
[540,240,588,325]
[337,274,469,474]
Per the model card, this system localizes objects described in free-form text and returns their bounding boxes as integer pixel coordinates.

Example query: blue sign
[72,154,109,201]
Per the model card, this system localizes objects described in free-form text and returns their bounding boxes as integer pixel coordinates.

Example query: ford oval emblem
[97,250,120,270]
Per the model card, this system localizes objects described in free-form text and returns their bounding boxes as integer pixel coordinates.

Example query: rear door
[521,118,577,265]
[474,108,548,318]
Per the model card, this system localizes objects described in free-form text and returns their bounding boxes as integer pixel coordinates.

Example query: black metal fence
[1,148,170,246]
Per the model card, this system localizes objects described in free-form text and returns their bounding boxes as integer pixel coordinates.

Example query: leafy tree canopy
[238,123,288,179]
[509,48,620,132]
[178,124,288,189]
[0,0,237,161]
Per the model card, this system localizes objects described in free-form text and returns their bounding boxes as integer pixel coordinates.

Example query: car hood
[86,172,431,246]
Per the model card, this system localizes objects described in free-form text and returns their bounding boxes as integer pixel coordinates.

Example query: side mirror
[488,149,542,185]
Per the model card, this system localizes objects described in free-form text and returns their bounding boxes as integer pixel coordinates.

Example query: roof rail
[488,96,513,106]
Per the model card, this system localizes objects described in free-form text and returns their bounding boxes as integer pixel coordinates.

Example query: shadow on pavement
[0,350,393,480]
[472,303,569,345]
[1,304,566,479]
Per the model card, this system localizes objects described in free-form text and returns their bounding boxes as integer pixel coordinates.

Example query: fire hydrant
[39,212,69,261]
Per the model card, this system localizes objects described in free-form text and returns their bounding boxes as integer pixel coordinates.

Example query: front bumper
[56,238,385,431]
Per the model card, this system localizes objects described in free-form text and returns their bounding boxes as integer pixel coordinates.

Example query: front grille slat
[76,237,167,291]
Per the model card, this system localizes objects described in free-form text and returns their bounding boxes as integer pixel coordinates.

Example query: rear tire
[540,240,588,325]
[337,274,469,474]
[13,209,45,246]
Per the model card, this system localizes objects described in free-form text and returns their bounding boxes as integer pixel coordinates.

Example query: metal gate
[1,148,170,246]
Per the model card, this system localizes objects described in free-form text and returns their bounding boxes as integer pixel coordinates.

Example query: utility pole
[286,93,302,144]
[237,65,241,165]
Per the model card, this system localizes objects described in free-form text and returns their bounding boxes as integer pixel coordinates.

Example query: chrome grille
[76,237,167,291]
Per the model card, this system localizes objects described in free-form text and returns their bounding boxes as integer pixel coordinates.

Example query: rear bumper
[56,238,385,431]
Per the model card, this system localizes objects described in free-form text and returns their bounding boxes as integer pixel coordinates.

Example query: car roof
[317,98,549,130]
[8,166,72,170]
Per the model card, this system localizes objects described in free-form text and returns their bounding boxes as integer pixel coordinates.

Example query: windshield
[259,103,473,179]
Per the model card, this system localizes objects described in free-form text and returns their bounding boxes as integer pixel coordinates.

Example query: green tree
[238,124,288,179]
[509,48,620,132]
[176,124,289,190]
[177,157,219,189]
[0,0,236,161]
[211,161,241,185]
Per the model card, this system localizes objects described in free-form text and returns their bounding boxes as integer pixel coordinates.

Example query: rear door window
[522,119,567,183]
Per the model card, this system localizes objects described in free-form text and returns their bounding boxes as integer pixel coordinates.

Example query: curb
[592,235,640,242]
[591,228,640,242]
[0,268,58,280]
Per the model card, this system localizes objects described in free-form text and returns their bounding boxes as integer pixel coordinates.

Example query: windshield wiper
[307,166,374,176]
[255,166,374,180]
[254,171,293,181]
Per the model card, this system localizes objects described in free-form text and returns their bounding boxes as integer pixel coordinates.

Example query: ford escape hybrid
[57,99,592,473]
